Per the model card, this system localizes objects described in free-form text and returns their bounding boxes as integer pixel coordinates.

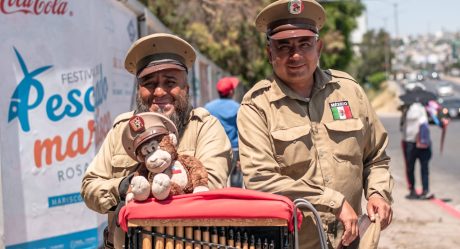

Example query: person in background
[205,76,243,187]
[401,101,433,199]
[237,1,393,248]
[81,33,232,248]
[402,99,449,200]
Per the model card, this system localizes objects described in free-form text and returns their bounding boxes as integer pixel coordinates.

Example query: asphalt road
[380,115,460,210]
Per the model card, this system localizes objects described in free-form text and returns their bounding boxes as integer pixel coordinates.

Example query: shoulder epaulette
[241,79,271,103]
[112,111,134,127]
[191,107,210,121]
[326,69,359,84]
[244,79,271,97]
[251,79,271,91]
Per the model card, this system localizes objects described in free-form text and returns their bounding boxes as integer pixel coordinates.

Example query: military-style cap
[358,214,381,249]
[122,112,178,161]
[124,33,196,78]
[255,0,325,40]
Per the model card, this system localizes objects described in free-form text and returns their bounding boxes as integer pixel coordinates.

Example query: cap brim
[124,33,196,75]
[270,29,316,40]
[138,63,186,78]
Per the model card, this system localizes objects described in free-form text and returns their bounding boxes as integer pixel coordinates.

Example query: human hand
[367,193,393,230]
[336,200,358,247]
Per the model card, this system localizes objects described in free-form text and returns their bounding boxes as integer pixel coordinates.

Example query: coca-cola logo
[0,0,72,16]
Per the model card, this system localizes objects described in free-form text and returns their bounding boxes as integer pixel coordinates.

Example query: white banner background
[0,0,137,247]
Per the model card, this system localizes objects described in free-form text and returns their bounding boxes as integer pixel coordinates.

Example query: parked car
[440,97,460,119]
[436,82,454,97]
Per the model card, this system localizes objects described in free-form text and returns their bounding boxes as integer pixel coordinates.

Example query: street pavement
[373,80,460,248]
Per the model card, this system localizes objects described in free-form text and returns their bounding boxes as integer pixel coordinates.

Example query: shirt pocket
[111,154,137,178]
[270,125,312,169]
[324,118,364,164]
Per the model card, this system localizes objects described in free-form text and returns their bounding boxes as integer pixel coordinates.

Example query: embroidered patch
[129,115,145,133]
[288,0,303,15]
[329,101,353,120]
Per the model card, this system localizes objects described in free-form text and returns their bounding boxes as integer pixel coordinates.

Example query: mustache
[135,94,192,139]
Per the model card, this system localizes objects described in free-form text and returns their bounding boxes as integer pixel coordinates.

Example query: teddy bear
[121,112,209,201]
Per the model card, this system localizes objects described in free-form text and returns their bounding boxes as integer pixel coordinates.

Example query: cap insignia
[129,115,146,133]
[288,0,304,15]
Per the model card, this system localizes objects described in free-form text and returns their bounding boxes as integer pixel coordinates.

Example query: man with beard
[81,33,232,248]
[237,1,393,249]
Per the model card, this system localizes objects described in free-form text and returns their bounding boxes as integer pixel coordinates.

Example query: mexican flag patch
[329,101,353,120]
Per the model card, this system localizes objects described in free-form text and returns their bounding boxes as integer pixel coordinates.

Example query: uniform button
[324,177,329,183]
[330,201,335,207]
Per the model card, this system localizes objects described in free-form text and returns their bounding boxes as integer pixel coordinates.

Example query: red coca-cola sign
[0,0,70,16]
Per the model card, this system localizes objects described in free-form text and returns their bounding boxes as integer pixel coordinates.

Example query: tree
[357,29,392,88]
[144,0,363,87]
[320,1,364,70]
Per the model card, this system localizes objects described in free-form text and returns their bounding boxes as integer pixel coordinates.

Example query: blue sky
[364,0,460,37]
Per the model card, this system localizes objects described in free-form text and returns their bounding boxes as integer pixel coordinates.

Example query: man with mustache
[81,33,232,248]
[237,1,393,249]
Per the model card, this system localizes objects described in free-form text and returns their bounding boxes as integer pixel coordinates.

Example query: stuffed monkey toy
[122,112,209,201]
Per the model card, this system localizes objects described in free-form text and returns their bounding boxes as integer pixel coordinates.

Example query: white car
[436,82,454,97]
[404,81,426,91]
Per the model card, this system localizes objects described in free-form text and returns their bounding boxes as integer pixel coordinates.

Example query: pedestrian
[401,101,435,200]
[81,33,232,248]
[205,76,243,187]
[237,1,393,248]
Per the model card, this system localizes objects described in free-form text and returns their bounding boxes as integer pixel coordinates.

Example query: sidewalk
[378,175,460,249]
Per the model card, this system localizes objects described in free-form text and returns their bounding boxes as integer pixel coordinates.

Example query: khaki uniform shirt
[237,68,393,249]
[81,107,232,248]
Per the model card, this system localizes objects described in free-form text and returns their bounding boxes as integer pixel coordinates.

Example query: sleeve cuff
[323,187,345,214]
[367,190,393,204]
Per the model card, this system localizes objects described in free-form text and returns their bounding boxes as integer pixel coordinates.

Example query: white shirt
[403,102,428,142]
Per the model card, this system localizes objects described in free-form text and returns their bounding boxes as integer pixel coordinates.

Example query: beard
[135,93,192,139]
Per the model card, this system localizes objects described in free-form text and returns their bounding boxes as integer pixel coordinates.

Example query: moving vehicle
[436,82,454,97]
[440,97,460,118]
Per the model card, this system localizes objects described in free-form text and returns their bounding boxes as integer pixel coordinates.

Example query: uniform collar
[268,67,336,103]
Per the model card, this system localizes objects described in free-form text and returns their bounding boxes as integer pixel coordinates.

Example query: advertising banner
[0,0,138,247]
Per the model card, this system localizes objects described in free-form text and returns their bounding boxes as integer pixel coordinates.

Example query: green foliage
[144,0,363,88]
[320,1,364,70]
[145,0,272,86]
[357,29,391,87]
[366,71,387,90]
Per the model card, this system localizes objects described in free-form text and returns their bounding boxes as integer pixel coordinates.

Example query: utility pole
[383,17,390,79]
[393,2,399,38]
